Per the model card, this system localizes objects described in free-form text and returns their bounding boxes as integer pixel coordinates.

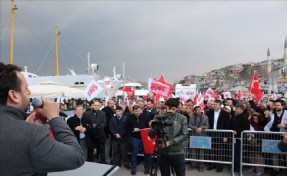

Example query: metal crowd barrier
[186,129,235,175]
[128,129,235,175]
[240,131,287,176]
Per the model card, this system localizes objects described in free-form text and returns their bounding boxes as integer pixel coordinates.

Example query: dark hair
[115,106,123,111]
[235,104,244,110]
[160,105,167,110]
[0,62,22,105]
[274,99,285,107]
[214,100,222,105]
[146,99,153,104]
[75,105,83,109]
[165,98,179,108]
[186,104,193,110]
[193,106,201,111]
[226,98,235,105]
[133,105,140,111]
[250,112,264,131]
[186,99,193,103]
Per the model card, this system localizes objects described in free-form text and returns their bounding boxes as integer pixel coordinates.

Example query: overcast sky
[1,0,287,83]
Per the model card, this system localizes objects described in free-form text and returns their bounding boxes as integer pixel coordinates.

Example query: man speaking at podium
[0,62,85,175]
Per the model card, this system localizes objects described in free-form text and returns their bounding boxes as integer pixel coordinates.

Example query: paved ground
[113,163,287,176]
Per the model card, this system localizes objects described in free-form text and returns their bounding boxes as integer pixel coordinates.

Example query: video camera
[150,116,173,137]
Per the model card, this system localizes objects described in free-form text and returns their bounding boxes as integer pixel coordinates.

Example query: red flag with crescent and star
[140,128,156,154]
[249,71,263,103]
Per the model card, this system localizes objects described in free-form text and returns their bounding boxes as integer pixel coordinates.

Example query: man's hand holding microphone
[28,98,60,122]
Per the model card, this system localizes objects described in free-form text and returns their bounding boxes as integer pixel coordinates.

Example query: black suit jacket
[143,108,158,121]
[67,115,92,147]
[207,109,230,130]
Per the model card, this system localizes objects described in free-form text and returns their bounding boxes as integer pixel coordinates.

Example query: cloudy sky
[1,0,287,83]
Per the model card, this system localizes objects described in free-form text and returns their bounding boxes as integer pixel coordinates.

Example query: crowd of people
[42,93,287,176]
[44,97,187,175]
[1,61,287,176]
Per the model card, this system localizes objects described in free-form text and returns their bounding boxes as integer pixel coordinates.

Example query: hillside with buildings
[179,38,287,94]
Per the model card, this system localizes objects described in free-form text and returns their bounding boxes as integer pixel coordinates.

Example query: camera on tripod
[150,116,173,137]
[149,116,175,176]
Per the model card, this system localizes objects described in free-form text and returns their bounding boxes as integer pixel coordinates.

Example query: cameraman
[150,98,188,176]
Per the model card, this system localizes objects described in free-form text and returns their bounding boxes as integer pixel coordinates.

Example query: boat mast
[9,0,17,64]
[87,51,91,74]
[55,27,60,76]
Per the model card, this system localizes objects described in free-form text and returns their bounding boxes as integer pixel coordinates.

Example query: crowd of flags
[84,71,265,104]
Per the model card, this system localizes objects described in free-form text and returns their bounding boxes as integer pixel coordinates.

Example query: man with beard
[264,99,287,133]
[0,62,84,175]
[229,104,250,172]
[149,98,188,176]
[143,99,158,122]
[264,99,287,176]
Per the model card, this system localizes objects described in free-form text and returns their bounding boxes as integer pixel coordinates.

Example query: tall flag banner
[249,71,263,103]
[140,128,156,154]
[149,78,171,97]
[204,88,215,101]
[222,91,232,99]
[85,80,104,101]
[193,93,204,110]
[148,74,173,101]
[236,89,243,100]
[156,74,173,99]
[122,86,135,100]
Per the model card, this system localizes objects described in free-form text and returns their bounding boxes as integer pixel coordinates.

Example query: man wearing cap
[206,100,230,172]
[229,104,250,172]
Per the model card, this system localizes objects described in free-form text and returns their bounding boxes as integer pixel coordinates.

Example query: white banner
[175,84,196,102]
[148,78,171,97]
[85,80,104,101]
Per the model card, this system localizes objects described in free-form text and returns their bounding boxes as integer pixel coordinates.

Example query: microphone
[32,98,44,108]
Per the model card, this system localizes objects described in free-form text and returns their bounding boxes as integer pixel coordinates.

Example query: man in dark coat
[67,105,90,160]
[102,99,116,164]
[84,101,106,163]
[206,100,230,172]
[142,99,158,122]
[109,106,130,168]
[127,105,151,175]
[230,104,250,172]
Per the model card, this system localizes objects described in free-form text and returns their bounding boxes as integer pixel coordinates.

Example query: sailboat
[8,0,122,98]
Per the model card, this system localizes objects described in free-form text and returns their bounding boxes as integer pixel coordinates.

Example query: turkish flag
[122,86,135,100]
[236,89,243,100]
[249,71,263,103]
[140,128,156,154]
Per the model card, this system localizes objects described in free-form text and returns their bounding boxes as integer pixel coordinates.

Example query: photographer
[149,98,188,176]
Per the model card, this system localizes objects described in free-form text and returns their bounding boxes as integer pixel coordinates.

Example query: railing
[240,131,287,176]
[127,129,287,176]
